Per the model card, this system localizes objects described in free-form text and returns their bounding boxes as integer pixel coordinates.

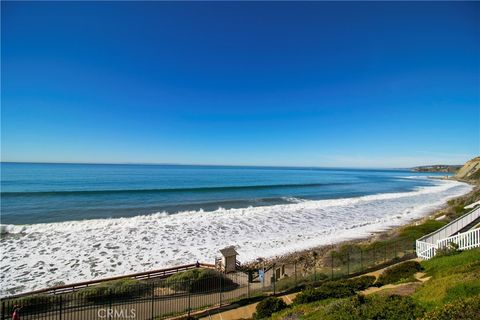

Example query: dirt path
[199,293,298,320]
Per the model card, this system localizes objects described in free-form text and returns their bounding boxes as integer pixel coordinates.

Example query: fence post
[1,300,5,320]
[273,263,276,295]
[109,291,113,320]
[294,261,297,286]
[262,266,265,291]
[188,279,191,317]
[347,250,350,275]
[360,249,363,272]
[220,276,223,306]
[59,295,63,320]
[314,256,317,282]
[151,282,155,319]
[247,271,250,299]
[331,252,334,279]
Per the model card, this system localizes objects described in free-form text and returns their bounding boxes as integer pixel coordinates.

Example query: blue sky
[2,2,479,168]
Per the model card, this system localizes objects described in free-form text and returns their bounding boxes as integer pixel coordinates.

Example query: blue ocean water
[1,162,472,295]
[1,162,447,225]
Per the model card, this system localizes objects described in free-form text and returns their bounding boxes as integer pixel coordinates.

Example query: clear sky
[2,2,479,168]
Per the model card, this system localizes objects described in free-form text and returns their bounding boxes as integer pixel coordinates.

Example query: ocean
[0,162,472,295]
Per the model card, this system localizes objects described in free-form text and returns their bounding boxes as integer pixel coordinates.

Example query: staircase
[416,206,480,259]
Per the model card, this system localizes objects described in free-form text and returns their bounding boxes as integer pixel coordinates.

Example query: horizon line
[0,160,449,170]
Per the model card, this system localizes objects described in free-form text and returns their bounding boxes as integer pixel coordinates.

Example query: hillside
[455,156,480,181]
[271,249,480,320]
[411,165,461,173]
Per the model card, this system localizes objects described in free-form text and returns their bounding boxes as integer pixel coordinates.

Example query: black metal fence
[1,272,251,320]
[255,237,416,295]
[1,238,415,320]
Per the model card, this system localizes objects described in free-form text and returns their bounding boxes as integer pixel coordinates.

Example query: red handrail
[6,262,216,298]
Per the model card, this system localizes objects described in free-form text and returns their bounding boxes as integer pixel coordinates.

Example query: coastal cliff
[455,156,480,181]
[411,164,461,173]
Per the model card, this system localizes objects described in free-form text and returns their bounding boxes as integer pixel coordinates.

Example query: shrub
[254,297,287,319]
[376,261,423,286]
[420,295,480,320]
[348,276,376,291]
[436,242,460,257]
[293,275,376,305]
[361,295,424,320]
[9,294,58,314]
[294,282,354,304]
[163,268,236,293]
[275,272,329,292]
[80,279,149,302]
[320,295,425,320]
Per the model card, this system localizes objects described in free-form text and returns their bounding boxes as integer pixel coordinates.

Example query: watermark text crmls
[98,308,136,319]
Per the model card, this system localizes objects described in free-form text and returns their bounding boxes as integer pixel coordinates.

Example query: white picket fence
[416,207,480,259]
[416,241,436,260]
[437,228,480,251]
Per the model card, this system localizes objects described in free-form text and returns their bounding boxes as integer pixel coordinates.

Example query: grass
[419,295,480,320]
[398,220,447,240]
[419,247,480,277]
[412,248,480,310]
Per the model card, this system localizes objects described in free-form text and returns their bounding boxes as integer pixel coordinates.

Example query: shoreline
[0,178,476,296]
[242,179,478,269]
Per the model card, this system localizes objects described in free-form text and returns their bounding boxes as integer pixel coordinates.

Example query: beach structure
[216,246,239,273]
[416,206,480,259]
[272,264,286,281]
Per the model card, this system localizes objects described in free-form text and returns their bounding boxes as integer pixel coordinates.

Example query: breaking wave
[0,178,472,296]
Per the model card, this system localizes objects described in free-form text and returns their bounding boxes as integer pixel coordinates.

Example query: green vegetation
[293,275,376,304]
[274,295,424,320]
[412,248,480,310]
[271,249,480,319]
[315,295,422,320]
[349,275,377,290]
[419,295,480,320]
[254,297,287,319]
[443,187,480,220]
[399,220,447,240]
[80,278,148,302]
[13,294,58,313]
[435,242,459,257]
[275,272,328,292]
[293,285,354,304]
[163,268,236,293]
[375,261,423,286]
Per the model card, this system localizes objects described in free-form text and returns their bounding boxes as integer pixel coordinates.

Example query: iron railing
[1,238,415,320]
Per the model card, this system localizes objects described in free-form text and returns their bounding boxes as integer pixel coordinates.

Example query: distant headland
[411,164,462,173]
[410,156,480,182]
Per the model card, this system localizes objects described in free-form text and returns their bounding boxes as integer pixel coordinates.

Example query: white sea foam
[282,196,308,203]
[0,179,472,296]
